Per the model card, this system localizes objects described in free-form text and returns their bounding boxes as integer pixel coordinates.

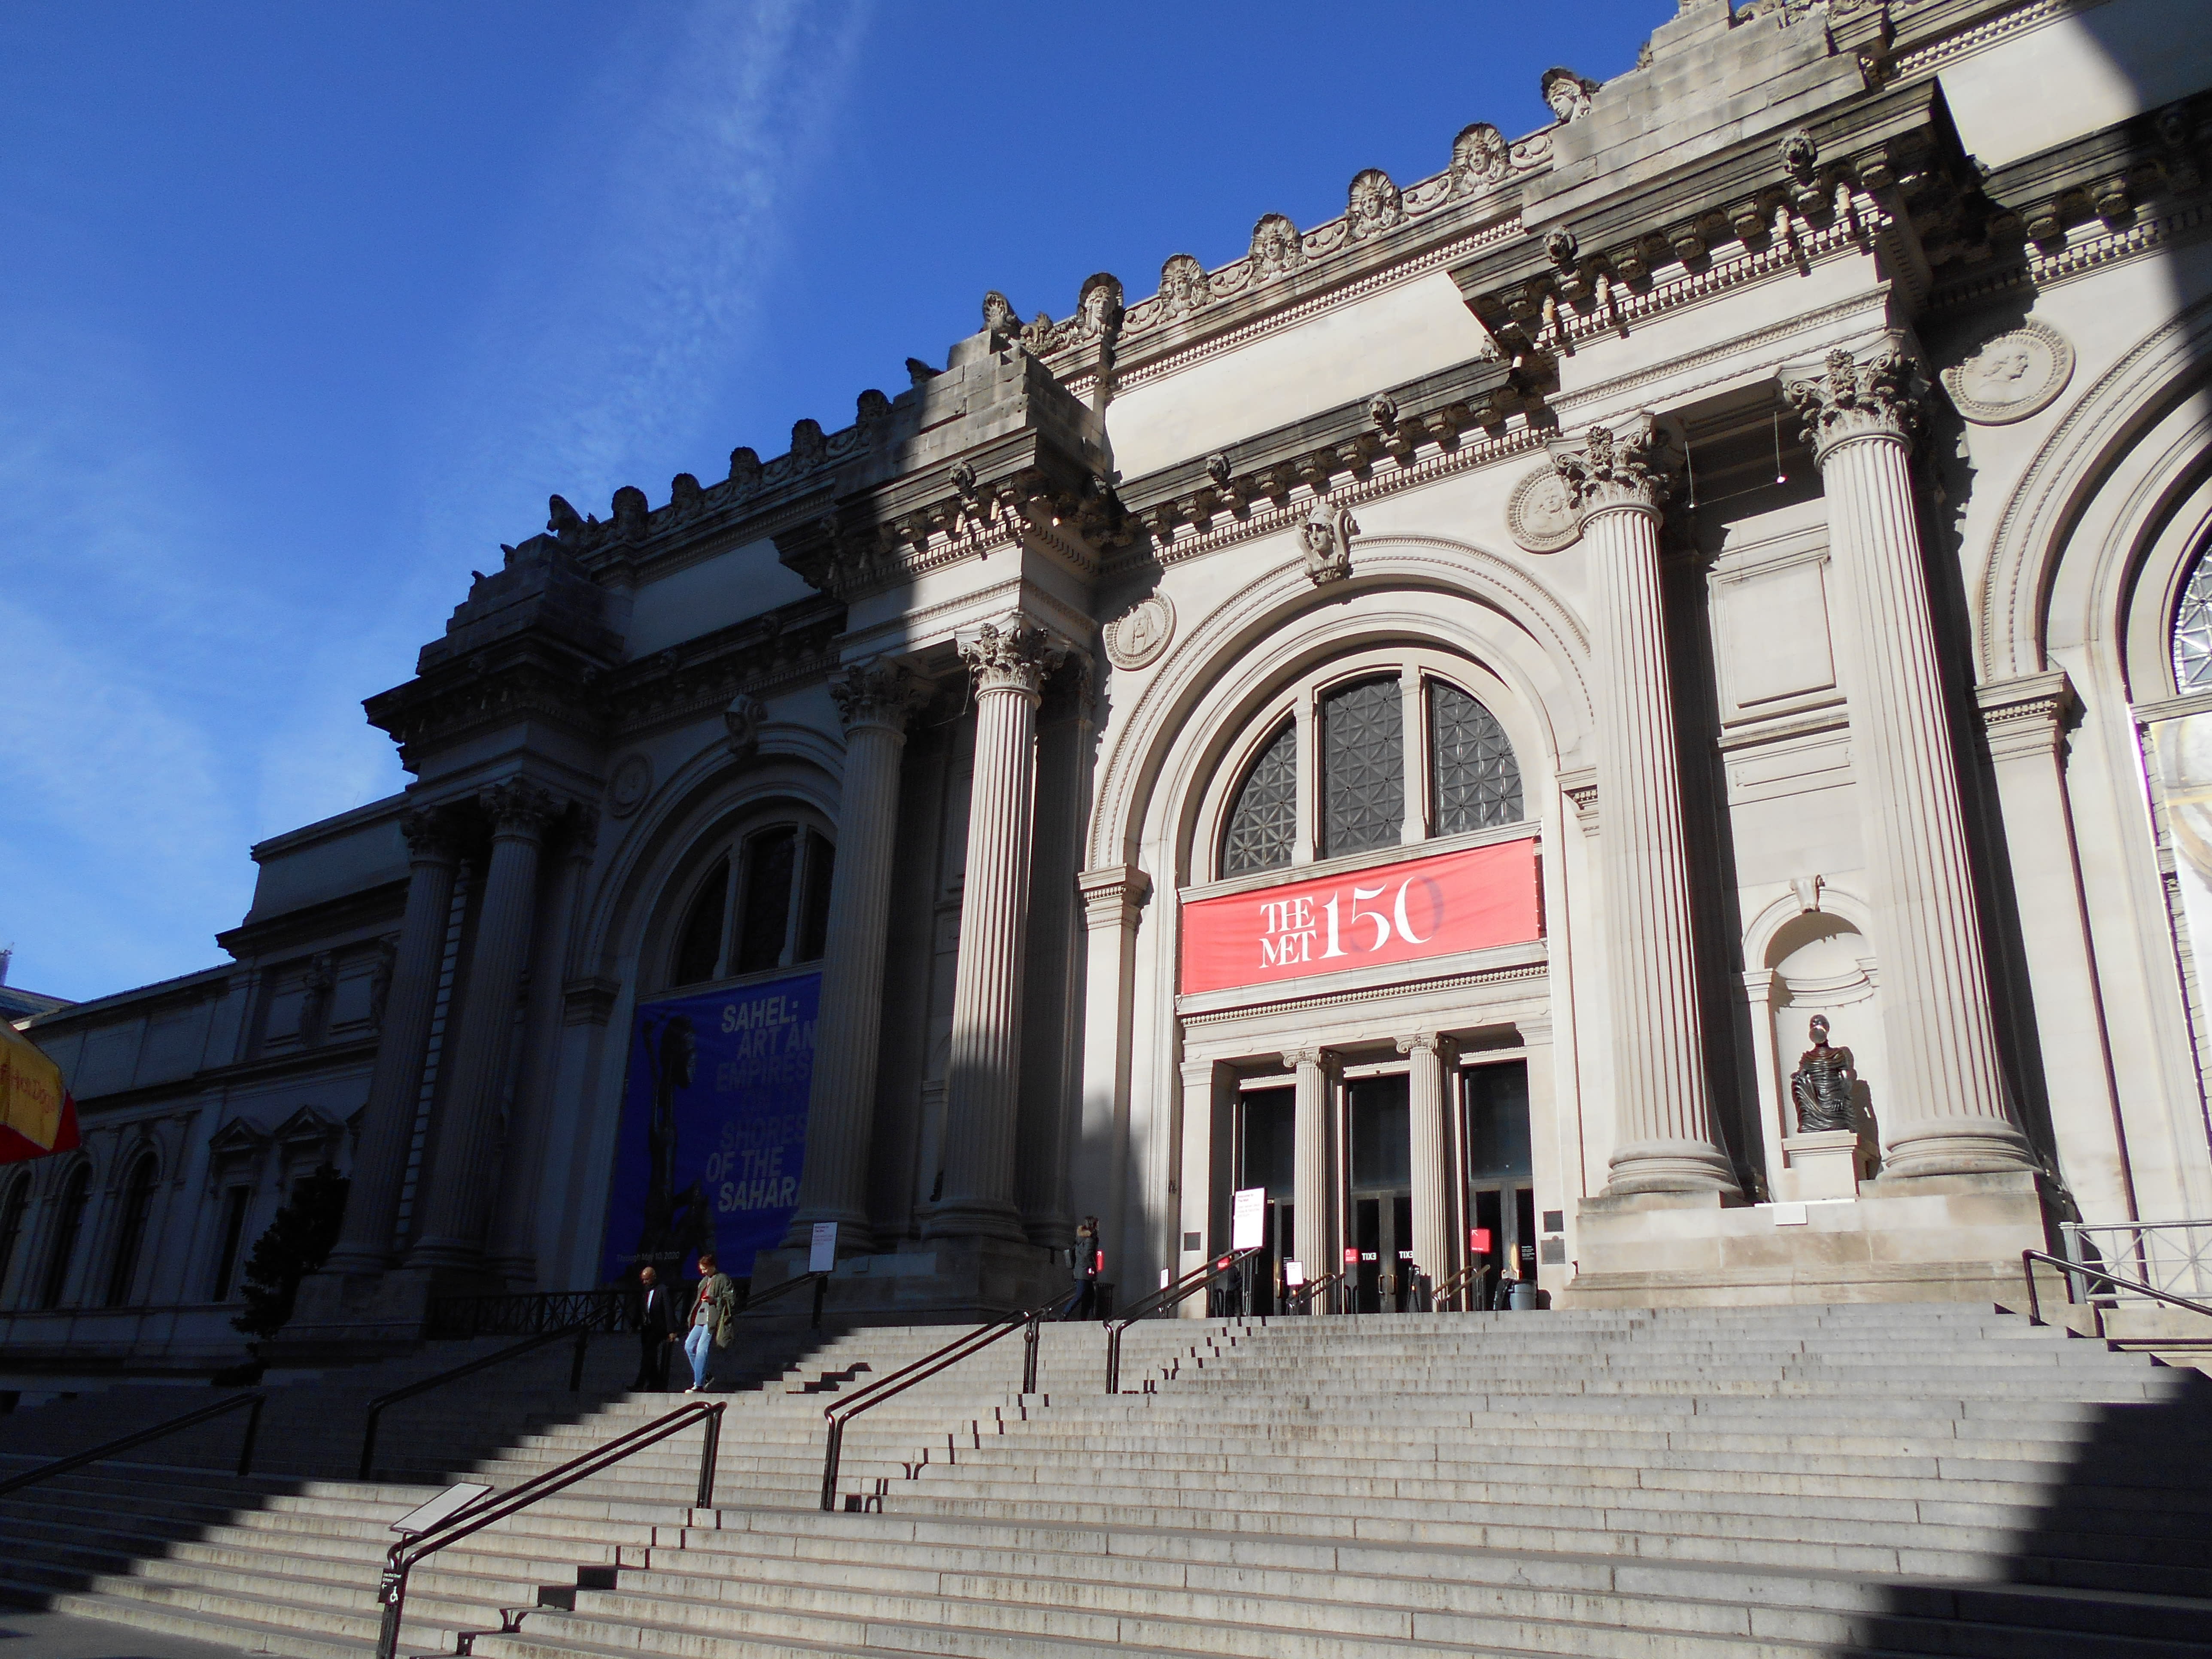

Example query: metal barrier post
[1022,1313,1041,1395]
[812,1275,827,1331]
[568,1328,588,1392]
[374,1554,408,1659]
[819,1419,845,1511]
[696,1402,723,1508]
[234,1395,265,1478]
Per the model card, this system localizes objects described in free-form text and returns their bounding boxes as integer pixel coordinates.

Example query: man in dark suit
[633,1264,677,1391]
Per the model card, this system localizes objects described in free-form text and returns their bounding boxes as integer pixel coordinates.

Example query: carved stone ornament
[827,657,918,733]
[1786,346,1921,462]
[1103,593,1176,671]
[1159,253,1209,318]
[981,290,1017,339]
[1300,497,1358,586]
[1940,321,2074,425]
[1452,122,1510,191]
[1540,67,1599,124]
[400,804,465,860]
[1507,462,1583,552]
[1789,1014,1857,1134]
[480,777,564,836]
[1545,412,1673,519]
[723,693,765,757]
[1347,169,1404,239]
[958,613,1068,698]
[606,753,653,818]
[1249,213,1304,280]
[1076,272,1125,340]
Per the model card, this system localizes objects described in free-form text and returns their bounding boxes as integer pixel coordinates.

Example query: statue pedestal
[1779,1130,1863,1202]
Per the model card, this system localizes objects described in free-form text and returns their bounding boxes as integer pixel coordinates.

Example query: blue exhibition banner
[600,972,818,1285]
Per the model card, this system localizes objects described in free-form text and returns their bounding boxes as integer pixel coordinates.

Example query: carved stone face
[1969,344,2033,396]
[1542,70,1592,123]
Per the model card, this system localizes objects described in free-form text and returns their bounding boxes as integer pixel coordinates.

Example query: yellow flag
[1,1021,67,1154]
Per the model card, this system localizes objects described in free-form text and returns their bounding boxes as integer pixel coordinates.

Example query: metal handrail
[0,1390,267,1497]
[818,1297,1058,1512]
[1283,1269,1343,1316]
[2021,1248,2212,1331]
[1431,1264,1478,1312]
[1105,1248,1261,1393]
[735,1268,828,1329]
[373,1398,723,1659]
[426,1286,626,1340]
[359,1325,590,1480]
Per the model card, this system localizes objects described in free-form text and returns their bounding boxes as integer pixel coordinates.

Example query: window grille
[1222,720,1298,875]
[2176,547,2212,692]
[667,824,836,989]
[1429,681,1522,833]
[40,1164,91,1310]
[1321,675,1404,857]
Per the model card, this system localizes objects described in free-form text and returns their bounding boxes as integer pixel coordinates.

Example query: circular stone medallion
[607,753,653,818]
[1507,463,1580,553]
[1941,320,2074,424]
[1104,593,1176,670]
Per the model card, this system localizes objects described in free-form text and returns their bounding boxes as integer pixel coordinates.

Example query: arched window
[1212,649,1526,880]
[667,819,836,991]
[1222,721,1298,875]
[40,1162,91,1310]
[104,1153,159,1308]
[2174,546,2212,693]
[0,1175,29,1304]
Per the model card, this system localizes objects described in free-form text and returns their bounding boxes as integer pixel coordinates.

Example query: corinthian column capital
[829,655,921,735]
[479,778,565,839]
[957,611,1068,699]
[1785,346,1922,463]
[1547,412,1673,521]
[400,804,467,863]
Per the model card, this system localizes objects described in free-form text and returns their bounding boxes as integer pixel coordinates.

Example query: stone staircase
[0,1304,2206,1657]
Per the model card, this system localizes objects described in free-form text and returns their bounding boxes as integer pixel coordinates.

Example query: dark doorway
[1349,1074,1413,1312]
[1237,1086,1295,1315]
[1463,1060,1534,1307]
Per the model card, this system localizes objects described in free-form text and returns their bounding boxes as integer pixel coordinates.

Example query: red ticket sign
[1181,837,1541,996]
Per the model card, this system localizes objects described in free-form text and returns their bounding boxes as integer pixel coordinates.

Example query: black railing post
[812,1274,826,1331]
[234,1395,265,1479]
[1021,1312,1041,1395]
[374,1546,409,1659]
[819,1419,845,1512]
[696,1402,723,1509]
[569,1327,588,1392]
[1106,1325,1123,1395]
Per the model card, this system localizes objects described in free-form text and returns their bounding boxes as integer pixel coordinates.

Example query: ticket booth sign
[1181,838,1540,996]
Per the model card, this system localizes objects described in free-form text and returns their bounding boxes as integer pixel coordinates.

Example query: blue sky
[0,0,1668,1003]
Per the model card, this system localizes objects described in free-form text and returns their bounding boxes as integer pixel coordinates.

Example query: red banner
[1180,837,1541,996]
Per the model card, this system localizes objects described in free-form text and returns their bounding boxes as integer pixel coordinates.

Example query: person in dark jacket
[633,1264,677,1391]
[1071,1216,1104,1320]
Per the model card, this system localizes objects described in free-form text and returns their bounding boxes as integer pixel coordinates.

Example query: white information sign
[1231,1187,1266,1252]
[808,1221,839,1273]
[1283,1259,1306,1288]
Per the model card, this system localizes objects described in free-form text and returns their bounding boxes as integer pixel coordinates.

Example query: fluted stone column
[322,806,464,1276]
[785,657,918,1256]
[408,780,562,1270]
[927,615,1067,1243]
[1550,415,1741,1196]
[1398,1033,1457,1283]
[1285,1047,1339,1290]
[1786,348,2035,1177]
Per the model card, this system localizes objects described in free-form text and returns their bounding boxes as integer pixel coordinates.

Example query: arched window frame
[1198,645,1533,885]
[39,1159,94,1311]
[104,1148,161,1309]
[660,802,838,993]
[0,1172,31,1309]
[2172,530,2212,696]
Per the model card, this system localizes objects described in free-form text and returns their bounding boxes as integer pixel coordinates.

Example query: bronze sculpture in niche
[1789,1015,1856,1133]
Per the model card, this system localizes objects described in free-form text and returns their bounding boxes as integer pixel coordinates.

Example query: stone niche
[1743,898,1886,1203]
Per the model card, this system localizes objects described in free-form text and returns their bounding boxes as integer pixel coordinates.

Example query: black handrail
[819,1297,1058,1512]
[426,1286,626,1340]
[359,1325,590,1480]
[2021,1248,2212,1330]
[735,1268,828,1329]
[0,1391,267,1497]
[1105,1248,1261,1394]
[373,1398,722,1659]
[1430,1263,1477,1312]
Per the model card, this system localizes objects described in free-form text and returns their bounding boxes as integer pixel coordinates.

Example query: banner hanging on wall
[600,972,818,1286]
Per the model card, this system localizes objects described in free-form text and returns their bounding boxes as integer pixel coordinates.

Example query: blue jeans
[684,1323,714,1389]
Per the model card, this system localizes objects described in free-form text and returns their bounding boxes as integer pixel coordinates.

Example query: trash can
[1508,1279,1539,1311]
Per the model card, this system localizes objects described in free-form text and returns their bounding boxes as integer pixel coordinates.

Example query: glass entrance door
[1348,1074,1413,1312]
[1462,1060,1534,1308]
[1237,1087,1295,1315]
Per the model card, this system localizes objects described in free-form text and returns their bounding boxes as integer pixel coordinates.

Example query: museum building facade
[7,0,2212,1370]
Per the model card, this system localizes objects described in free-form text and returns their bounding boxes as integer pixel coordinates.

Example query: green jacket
[690,1273,738,1349]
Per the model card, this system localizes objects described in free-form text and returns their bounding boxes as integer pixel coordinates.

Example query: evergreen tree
[231,1164,349,1340]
